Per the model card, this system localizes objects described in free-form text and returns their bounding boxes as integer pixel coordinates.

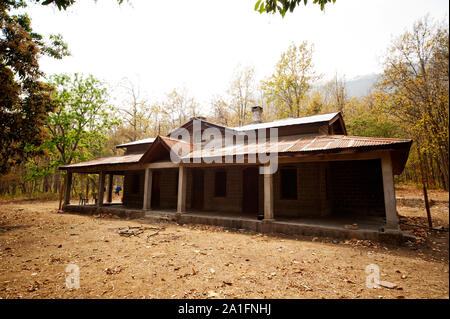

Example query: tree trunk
[417,148,433,227]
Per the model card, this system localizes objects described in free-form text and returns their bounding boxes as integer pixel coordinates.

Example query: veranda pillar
[63,171,72,205]
[143,168,153,210]
[97,171,105,207]
[381,152,399,230]
[263,164,274,221]
[106,173,113,203]
[177,166,187,214]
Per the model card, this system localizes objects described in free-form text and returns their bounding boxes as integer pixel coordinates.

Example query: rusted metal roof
[60,134,411,172]
[59,153,144,169]
[183,135,412,159]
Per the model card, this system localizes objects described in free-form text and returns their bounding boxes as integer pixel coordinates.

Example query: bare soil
[0,187,448,299]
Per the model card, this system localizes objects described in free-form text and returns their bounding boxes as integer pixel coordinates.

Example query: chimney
[251,106,263,124]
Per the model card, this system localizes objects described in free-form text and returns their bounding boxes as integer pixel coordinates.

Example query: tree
[377,16,449,190]
[255,0,336,17]
[41,73,120,166]
[227,65,256,126]
[117,78,153,142]
[262,42,321,118]
[0,1,70,174]
[162,88,201,128]
[210,95,232,126]
[1,0,124,175]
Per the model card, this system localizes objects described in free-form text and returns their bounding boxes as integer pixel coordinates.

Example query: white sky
[28,0,449,111]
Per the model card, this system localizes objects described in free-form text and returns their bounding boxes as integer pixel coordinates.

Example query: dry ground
[0,187,448,299]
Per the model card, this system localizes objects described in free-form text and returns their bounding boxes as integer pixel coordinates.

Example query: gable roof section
[139,135,192,164]
[168,117,234,137]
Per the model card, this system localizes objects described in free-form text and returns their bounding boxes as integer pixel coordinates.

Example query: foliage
[0,1,70,174]
[24,73,121,185]
[261,42,321,118]
[255,0,336,17]
[227,65,256,126]
[376,16,449,190]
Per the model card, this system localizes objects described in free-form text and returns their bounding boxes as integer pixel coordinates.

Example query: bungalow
[59,108,412,242]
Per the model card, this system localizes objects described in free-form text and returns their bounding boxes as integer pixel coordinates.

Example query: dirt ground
[0,186,448,299]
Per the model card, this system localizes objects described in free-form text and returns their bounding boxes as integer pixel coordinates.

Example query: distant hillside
[345,73,380,97]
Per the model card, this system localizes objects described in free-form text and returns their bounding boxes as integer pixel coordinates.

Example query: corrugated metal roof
[231,112,340,131]
[60,153,144,169]
[116,138,156,148]
[183,135,412,160]
[61,134,411,170]
[114,112,341,148]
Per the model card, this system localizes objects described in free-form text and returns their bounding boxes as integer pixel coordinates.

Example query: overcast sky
[28,0,448,110]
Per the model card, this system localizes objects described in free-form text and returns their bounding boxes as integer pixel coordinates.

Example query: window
[214,171,227,197]
[131,174,140,194]
[280,168,297,200]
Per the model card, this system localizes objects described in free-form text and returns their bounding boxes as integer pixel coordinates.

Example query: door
[151,171,161,209]
[242,167,259,215]
[191,169,204,210]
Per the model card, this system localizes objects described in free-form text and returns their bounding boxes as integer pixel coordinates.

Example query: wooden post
[97,171,105,207]
[59,177,65,210]
[177,166,187,214]
[63,171,72,205]
[143,168,153,210]
[106,173,113,203]
[381,152,399,230]
[86,175,89,204]
[417,148,433,227]
[263,164,274,220]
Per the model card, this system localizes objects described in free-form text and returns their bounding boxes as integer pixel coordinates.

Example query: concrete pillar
[63,171,72,205]
[106,173,113,203]
[143,168,153,210]
[263,164,274,220]
[381,152,399,230]
[97,171,105,207]
[177,166,187,214]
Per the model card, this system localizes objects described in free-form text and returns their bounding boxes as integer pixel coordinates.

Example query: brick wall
[123,170,145,209]
[273,163,329,218]
[122,160,386,219]
[187,167,244,214]
[329,159,385,217]
[158,168,178,209]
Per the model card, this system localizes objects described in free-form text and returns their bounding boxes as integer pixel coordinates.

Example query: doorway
[191,169,204,210]
[151,171,161,209]
[242,167,259,215]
